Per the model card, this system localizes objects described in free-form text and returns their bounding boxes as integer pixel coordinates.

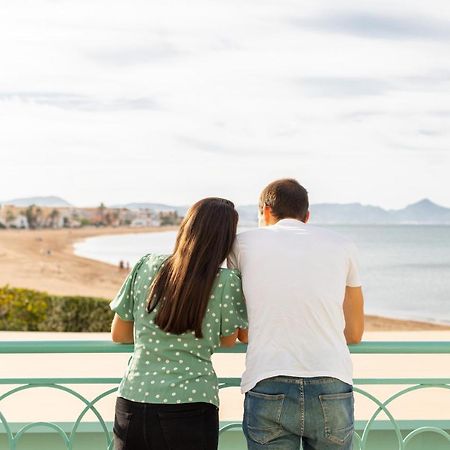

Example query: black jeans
[113,397,219,450]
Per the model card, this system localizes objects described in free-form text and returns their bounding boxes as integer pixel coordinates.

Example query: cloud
[292,12,450,41]
[176,135,312,158]
[428,110,450,117]
[89,43,183,66]
[298,77,390,97]
[417,129,444,137]
[176,135,231,155]
[0,92,159,111]
[296,70,450,98]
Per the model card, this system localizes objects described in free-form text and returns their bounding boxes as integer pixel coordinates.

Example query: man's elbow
[345,327,364,344]
[346,335,363,345]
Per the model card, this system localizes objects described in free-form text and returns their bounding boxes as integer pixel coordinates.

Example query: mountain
[0,196,72,207]
[390,199,450,224]
[310,203,389,224]
[2,196,449,224]
[236,199,450,225]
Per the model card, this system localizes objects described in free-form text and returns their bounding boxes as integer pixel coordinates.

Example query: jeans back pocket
[244,390,286,445]
[319,391,354,445]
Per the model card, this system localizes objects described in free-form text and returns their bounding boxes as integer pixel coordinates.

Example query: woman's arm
[220,328,248,347]
[111,314,134,343]
[220,329,238,347]
[238,328,248,344]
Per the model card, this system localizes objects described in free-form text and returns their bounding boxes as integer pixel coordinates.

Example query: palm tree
[25,205,38,229]
[97,203,106,225]
[49,209,60,228]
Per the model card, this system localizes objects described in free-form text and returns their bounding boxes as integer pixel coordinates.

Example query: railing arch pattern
[0,341,449,450]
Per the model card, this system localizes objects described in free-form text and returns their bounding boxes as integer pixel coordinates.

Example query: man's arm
[111,314,134,343]
[343,286,364,344]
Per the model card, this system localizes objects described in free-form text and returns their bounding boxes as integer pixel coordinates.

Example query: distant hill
[0,196,72,207]
[236,199,450,225]
[389,199,450,224]
[3,196,449,224]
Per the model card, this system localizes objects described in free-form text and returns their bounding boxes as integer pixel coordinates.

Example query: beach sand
[0,227,448,331]
[0,227,175,298]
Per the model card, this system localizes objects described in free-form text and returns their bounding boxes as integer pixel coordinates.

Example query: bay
[74,225,450,325]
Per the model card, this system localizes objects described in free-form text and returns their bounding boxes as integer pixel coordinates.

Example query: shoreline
[0,228,449,331]
[0,226,176,298]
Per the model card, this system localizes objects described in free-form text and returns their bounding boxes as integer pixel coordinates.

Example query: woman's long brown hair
[147,198,238,337]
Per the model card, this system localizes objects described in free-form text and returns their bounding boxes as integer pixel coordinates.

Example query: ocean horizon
[74,225,450,326]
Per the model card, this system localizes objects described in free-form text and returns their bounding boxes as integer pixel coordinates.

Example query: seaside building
[130,208,160,227]
[0,205,29,229]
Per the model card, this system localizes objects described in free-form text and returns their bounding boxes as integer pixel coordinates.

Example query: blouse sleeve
[110,255,149,321]
[220,270,248,337]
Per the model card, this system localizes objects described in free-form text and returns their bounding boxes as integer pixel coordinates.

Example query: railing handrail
[0,340,449,354]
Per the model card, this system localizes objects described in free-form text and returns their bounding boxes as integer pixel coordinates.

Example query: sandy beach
[0,227,175,298]
[0,227,449,331]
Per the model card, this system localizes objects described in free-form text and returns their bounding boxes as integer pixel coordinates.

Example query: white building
[10,214,29,229]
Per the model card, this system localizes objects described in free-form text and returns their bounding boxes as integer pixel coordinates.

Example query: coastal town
[0,203,182,229]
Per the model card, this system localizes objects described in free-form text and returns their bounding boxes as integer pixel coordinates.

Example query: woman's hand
[111,314,134,343]
[220,328,248,347]
[238,328,248,344]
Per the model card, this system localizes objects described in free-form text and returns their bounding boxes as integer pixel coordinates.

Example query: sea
[74,226,450,325]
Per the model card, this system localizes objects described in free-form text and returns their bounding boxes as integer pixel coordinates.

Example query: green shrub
[0,286,113,332]
[0,286,49,331]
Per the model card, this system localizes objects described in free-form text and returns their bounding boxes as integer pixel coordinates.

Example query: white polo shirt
[228,219,361,393]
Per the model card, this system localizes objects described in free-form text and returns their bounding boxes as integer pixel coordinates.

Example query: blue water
[74,226,450,325]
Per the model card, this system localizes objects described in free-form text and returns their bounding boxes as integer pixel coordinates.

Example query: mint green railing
[0,341,449,450]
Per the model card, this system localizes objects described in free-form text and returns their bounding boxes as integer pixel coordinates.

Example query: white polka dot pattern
[110,253,247,407]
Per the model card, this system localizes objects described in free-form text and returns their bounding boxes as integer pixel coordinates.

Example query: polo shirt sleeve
[346,243,362,287]
[220,270,248,337]
[110,255,149,321]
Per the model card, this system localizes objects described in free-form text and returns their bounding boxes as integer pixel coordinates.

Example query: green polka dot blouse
[110,253,247,407]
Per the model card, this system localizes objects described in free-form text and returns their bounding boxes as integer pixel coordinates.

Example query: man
[228,178,364,450]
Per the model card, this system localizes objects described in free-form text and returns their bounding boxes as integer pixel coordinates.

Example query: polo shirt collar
[274,218,307,227]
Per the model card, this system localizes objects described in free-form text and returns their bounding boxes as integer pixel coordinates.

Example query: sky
[1,0,450,208]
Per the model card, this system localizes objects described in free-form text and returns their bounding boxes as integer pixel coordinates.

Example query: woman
[110,198,248,450]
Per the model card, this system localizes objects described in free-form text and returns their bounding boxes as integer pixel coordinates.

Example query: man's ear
[304,210,310,223]
[263,205,273,225]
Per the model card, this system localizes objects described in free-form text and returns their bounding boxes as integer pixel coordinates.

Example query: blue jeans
[243,376,354,450]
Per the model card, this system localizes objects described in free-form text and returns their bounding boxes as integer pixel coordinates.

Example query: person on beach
[110,197,248,450]
[228,178,364,450]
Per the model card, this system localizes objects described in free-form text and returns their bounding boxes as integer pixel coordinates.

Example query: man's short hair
[259,178,309,221]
